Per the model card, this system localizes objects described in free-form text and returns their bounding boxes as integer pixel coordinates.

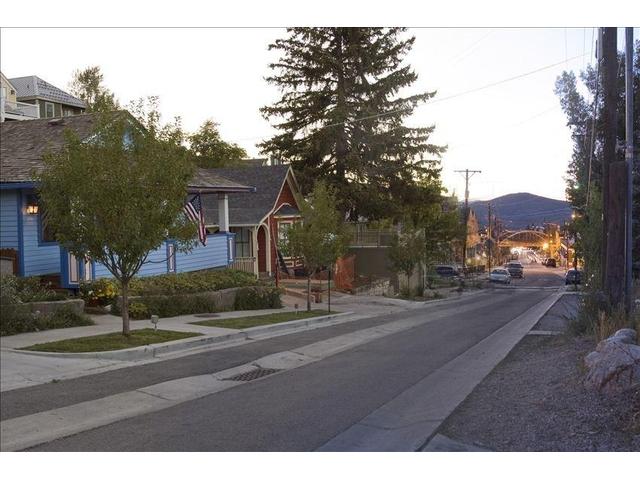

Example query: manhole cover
[223,368,281,382]
[194,313,220,318]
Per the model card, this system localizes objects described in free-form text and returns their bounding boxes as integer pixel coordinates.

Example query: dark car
[435,265,459,277]
[546,258,557,268]
[505,262,524,279]
[565,269,582,285]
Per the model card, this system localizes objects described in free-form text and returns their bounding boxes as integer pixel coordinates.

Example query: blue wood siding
[20,190,60,276]
[85,233,233,283]
[175,234,233,273]
[0,190,19,249]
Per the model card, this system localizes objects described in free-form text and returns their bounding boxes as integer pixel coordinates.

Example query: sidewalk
[0,289,484,392]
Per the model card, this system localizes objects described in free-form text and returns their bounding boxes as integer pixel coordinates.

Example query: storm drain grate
[223,368,281,382]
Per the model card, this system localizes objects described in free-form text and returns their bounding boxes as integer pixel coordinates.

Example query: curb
[4,311,355,361]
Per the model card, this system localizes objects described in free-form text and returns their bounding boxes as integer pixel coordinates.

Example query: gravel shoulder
[433,295,640,452]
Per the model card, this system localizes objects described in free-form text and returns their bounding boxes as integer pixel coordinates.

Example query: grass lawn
[21,328,202,353]
[190,309,336,329]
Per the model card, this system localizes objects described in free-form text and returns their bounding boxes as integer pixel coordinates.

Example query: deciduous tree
[70,66,119,113]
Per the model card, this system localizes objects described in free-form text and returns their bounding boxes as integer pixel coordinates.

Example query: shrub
[79,278,118,306]
[128,269,257,296]
[128,302,150,320]
[111,293,220,318]
[234,287,282,311]
[0,274,67,304]
[0,305,93,336]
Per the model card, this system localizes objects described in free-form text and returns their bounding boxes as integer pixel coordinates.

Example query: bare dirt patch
[437,332,640,451]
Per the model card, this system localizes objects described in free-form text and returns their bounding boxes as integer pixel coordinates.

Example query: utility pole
[455,169,481,276]
[602,27,625,307]
[625,27,635,315]
[487,202,492,272]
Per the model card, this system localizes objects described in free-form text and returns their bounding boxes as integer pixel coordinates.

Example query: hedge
[128,269,257,296]
[0,305,94,337]
[111,286,282,319]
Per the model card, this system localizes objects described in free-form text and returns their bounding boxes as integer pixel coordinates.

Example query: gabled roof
[0,112,253,194]
[9,75,86,109]
[202,164,298,226]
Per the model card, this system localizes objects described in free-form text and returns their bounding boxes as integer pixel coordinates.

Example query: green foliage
[128,269,257,296]
[0,275,67,304]
[37,100,197,334]
[285,182,349,274]
[189,119,247,168]
[234,287,283,311]
[128,302,150,320]
[69,66,119,113]
[1,306,93,337]
[260,28,446,221]
[79,278,118,306]
[388,226,425,281]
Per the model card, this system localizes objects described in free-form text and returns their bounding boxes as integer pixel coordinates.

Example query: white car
[489,268,511,284]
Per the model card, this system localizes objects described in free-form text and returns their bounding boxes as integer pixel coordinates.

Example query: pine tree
[260,28,445,221]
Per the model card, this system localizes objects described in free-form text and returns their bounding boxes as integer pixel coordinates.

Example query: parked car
[545,258,557,268]
[505,261,524,279]
[489,268,511,284]
[434,265,459,277]
[565,269,582,285]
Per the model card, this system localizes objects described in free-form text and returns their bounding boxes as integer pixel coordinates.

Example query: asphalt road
[13,266,561,452]
[492,261,566,288]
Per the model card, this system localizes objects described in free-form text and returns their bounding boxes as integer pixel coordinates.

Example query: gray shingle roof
[1,114,101,183]
[202,164,294,226]
[0,113,255,194]
[9,76,86,109]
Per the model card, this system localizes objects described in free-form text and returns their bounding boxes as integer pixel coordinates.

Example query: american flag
[184,194,207,246]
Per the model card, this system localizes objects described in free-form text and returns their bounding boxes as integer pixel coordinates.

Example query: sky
[1,27,633,202]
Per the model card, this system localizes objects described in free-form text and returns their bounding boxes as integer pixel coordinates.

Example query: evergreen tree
[260,28,445,221]
[189,120,247,168]
[70,66,119,113]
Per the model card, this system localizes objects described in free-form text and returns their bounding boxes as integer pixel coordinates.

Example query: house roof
[273,204,300,217]
[202,164,297,226]
[1,114,101,183]
[0,113,254,194]
[8,75,86,109]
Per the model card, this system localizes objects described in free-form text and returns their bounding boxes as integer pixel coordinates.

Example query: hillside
[469,192,571,229]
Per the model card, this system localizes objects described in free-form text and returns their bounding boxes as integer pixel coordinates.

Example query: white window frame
[44,102,55,118]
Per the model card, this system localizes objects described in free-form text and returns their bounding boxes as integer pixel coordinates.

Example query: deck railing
[347,223,396,247]
[230,256,257,275]
[1,98,39,120]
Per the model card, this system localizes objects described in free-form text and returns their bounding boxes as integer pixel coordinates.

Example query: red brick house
[203,164,303,277]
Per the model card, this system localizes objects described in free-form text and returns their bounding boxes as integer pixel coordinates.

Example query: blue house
[0,113,255,287]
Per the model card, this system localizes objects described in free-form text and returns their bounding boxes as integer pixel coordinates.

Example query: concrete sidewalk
[0,289,485,392]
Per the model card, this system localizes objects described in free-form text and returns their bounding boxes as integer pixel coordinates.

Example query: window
[231,227,252,258]
[39,206,57,243]
[44,102,55,118]
[167,243,176,273]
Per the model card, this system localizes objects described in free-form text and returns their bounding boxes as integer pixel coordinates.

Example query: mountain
[469,193,571,230]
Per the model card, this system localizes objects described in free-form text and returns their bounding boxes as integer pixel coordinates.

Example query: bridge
[498,230,549,248]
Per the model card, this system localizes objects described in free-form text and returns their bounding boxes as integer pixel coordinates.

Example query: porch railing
[230,256,257,275]
[1,98,39,120]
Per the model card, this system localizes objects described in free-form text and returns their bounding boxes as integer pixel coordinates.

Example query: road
[1,265,563,451]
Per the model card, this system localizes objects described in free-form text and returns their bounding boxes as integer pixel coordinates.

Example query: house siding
[20,190,60,276]
[89,234,233,282]
[0,190,19,249]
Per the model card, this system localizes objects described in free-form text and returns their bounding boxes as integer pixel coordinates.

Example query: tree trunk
[121,280,130,336]
[328,267,332,313]
[307,275,312,312]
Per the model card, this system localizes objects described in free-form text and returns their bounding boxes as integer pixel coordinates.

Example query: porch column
[217,193,229,232]
[252,226,259,277]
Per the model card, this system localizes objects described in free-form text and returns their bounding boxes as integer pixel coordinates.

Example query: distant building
[0,72,39,121]
[6,75,85,120]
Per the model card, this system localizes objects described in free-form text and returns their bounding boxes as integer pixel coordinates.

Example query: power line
[234,52,590,145]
